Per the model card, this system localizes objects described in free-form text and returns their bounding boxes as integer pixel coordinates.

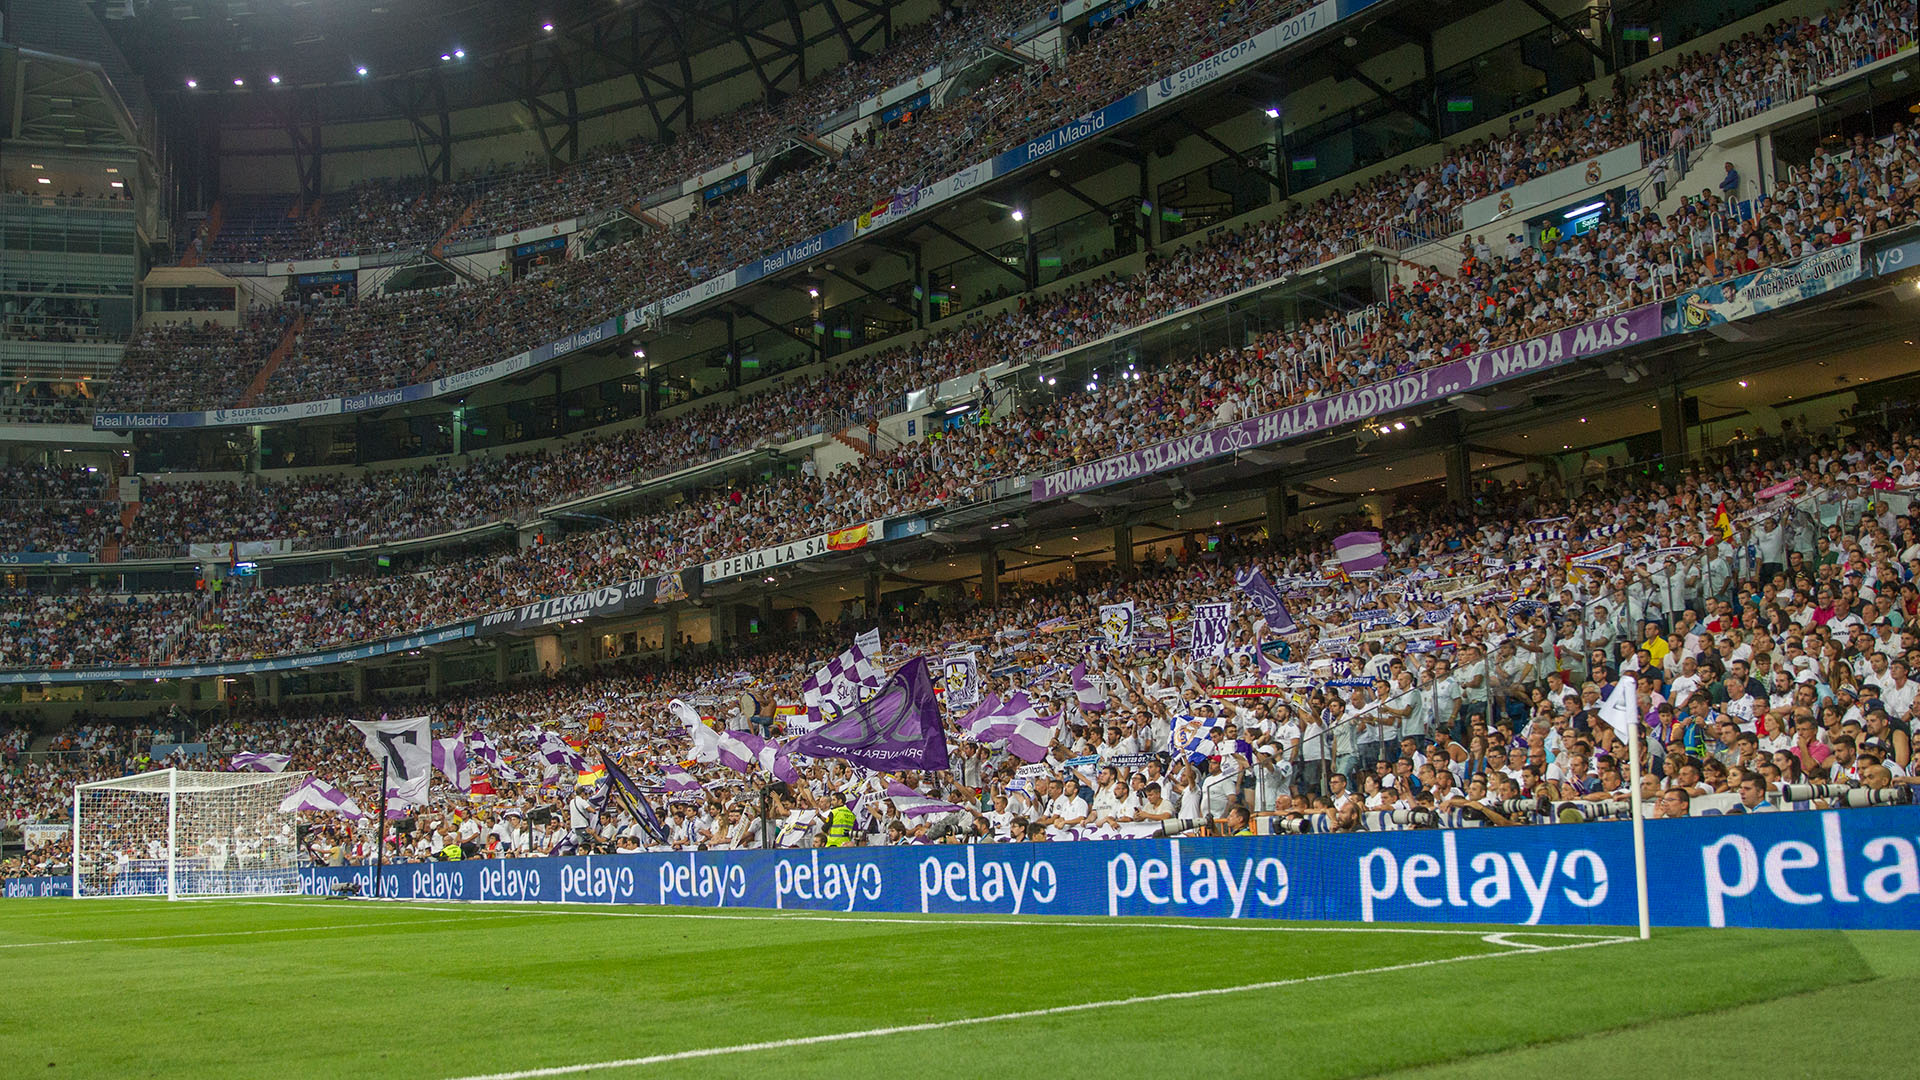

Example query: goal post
[72,768,310,899]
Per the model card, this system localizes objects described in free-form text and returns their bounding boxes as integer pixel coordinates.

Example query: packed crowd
[96,0,1909,434]
[0,464,118,555]
[99,308,297,413]
[16,94,1920,660]
[7,415,1920,876]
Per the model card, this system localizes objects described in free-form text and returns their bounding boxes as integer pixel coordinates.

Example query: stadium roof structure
[94,0,919,121]
[0,44,142,152]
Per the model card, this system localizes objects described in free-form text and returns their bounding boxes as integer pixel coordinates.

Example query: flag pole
[1627,717,1650,940]
[374,756,388,901]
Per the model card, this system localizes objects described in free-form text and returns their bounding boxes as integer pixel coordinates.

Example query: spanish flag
[1714,501,1732,540]
[828,523,871,550]
[576,764,606,788]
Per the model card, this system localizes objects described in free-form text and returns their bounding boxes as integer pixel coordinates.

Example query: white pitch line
[440,935,1637,1080]
[221,898,1628,939]
[0,912,539,949]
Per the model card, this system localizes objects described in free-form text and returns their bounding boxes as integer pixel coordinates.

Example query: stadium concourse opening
[7,0,1920,1071]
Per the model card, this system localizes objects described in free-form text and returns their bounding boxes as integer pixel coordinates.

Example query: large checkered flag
[802,639,886,723]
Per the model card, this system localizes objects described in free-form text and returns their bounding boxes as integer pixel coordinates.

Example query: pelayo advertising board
[18,809,1913,929]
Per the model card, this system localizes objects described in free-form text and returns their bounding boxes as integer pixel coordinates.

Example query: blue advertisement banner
[0,551,94,565]
[15,809,1909,928]
[0,623,474,685]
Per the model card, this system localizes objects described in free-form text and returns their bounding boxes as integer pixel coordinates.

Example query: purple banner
[1031,304,1661,501]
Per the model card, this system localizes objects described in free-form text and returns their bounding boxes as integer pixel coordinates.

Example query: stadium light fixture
[632,347,645,358]
[233,78,244,86]
[1738,380,1749,388]
[455,49,466,59]
[543,22,555,32]
[270,75,281,85]
[36,177,51,184]
[357,66,370,77]
[1010,208,1024,222]
[1562,201,1606,219]
[1264,106,1281,119]
[807,286,820,298]
[442,54,452,61]
[185,78,198,88]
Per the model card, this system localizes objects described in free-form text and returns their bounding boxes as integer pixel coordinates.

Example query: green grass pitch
[3,897,1916,1079]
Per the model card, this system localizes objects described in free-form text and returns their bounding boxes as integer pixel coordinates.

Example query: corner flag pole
[1626,710,1650,941]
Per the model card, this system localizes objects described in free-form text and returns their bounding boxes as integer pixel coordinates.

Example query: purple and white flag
[1071,661,1108,713]
[1235,565,1297,634]
[1334,531,1388,573]
[536,730,583,776]
[229,752,291,773]
[801,641,886,721]
[884,781,962,817]
[278,777,365,820]
[431,736,471,792]
[716,730,800,784]
[466,729,524,783]
[792,656,950,772]
[658,765,703,793]
[960,692,1061,763]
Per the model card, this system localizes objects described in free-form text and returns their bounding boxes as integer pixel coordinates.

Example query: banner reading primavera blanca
[1032,304,1661,501]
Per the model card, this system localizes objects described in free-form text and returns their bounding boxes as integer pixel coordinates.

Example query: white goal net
[72,768,309,899]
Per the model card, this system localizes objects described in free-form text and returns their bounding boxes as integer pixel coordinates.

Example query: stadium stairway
[235,314,307,408]
[178,200,223,268]
[429,197,480,259]
[831,426,874,457]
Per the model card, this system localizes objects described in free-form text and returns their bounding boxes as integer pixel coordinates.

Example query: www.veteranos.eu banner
[1032,304,1663,502]
[17,808,1915,929]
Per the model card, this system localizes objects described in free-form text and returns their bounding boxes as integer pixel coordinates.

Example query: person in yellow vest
[823,791,858,847]
[1225,806,1255,837]
[439,840,464,861]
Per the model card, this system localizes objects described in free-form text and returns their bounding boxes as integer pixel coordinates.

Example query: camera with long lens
[1549,800,1627,824]
[1498,797,1538,818]
[1388,807,1440,828]
[1779,782,1912,808]
[1273,815,1323,835]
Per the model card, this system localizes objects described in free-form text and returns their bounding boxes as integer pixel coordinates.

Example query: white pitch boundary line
[440,935,1637,1080]
[220,898,1629,940]
[0,911,541,949]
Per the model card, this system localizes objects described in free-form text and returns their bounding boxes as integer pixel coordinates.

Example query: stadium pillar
[350,666,367,703]
[494,640,509,682]
[1659,382,1690,465]
[758,593,774,635]
[980,548,1000,608]
[427,656,443,696]
[866,570,882,625]
[1264,486,1289,539]
[1444,441,1472,506]
[1113,524,1133,574]
[267,674,281,708]
[663,609,679,662]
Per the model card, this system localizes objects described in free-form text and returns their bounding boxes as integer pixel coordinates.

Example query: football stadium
[4,0,1920,1074]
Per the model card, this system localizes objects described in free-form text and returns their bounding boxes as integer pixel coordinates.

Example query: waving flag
[229,752,290,773]
[1599,672,1639,741]
[802,640,886,721]
[278,777,364,820]
[793,656,949,771]
[535,730,583,776]
[658,765,702,793]
[466,729,524,783]
[884,781,963,817]
[964,692,1061,763]
[1334,531,1388,573]
[349,715,433,807]
[602,752,668,844]
[1071,661,1108,713]
[1235,566,1296,633]
[1098,601,1136,649]
[431,736,470,792]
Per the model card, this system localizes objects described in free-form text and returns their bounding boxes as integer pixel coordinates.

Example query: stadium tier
[7,2,1920,1072]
